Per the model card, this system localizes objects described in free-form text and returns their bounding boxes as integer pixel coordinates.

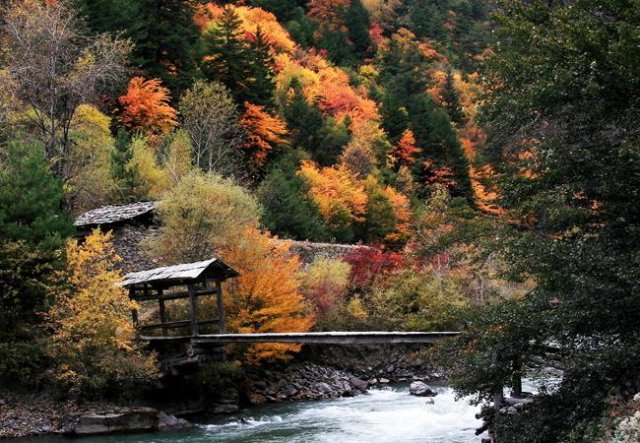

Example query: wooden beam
[216,280,226,334]
[140,331,460,345]
[132,288,218,302]
[188,284,198,336]
[138,318,220,331]
[158,288,167,337]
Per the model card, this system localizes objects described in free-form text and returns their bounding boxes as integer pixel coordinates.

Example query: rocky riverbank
[0,391,189,439]
[0,346,440,439]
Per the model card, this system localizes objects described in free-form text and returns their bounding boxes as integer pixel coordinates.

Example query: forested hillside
[1,0,639,441]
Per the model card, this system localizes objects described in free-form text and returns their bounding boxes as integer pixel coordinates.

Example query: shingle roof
[74,202,158,227]
[121,258,239,288]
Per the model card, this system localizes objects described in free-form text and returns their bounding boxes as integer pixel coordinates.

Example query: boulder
[157,411,190,430]
[409,381,438,397]
[63,407,158,436]
[349,377,368,392]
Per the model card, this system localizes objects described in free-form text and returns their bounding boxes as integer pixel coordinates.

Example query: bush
[0,341,47,388]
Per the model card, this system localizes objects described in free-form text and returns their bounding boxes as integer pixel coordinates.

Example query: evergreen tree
[346,0,373,60]
[441,70,465,124]
[247,26,277,108]
[257,154,329,241]
[201,6,254,103]
[357,187,397,243]
[76,0,199,95]
[110,130,141,202]
[408,95,471,198]
[284,78,325,152]
[445,1,640,441]
[0,140,72,337]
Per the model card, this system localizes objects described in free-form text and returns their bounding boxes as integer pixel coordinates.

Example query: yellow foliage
[68,104,116,213]
[131,137,170,199]
[47,229,156,396]
[149,171,261,264]
[162,130,194,187]
[298,258,351,315]
[380,185,413,242]
[298,160,368,224]
[223,228,314,364]
[198,3,296,53]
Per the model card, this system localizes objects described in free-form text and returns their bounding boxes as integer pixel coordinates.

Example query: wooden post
[188,284,199,336]
[216,280,226,333]
[129,288,139,328]
[512,356,523,398]
[158,289,167,337]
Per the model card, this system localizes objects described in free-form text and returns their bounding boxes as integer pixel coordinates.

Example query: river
[20,383,485,443]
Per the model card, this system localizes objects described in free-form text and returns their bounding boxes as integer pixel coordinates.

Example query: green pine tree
[257,153,329,241]
[441,70,465,124]
[201,6,254,103]
[110,130,141,202]
[346,0,373,60]
[0,140,72,337]
[247,26,277,108]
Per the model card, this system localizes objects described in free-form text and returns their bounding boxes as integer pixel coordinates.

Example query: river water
[22,383,485,443]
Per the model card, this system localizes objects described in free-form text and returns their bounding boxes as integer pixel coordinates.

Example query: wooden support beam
[132,288,218,302]
[158,289,167,337]
[216,280,226,334]
[129,288,139,328]
[188,284,198,336]
[139,318,220,331]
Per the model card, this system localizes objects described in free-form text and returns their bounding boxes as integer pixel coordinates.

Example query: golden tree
[47,229,156,397]
[223,228,314,364]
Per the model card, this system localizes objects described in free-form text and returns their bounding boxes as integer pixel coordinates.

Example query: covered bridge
[122,258,239,338]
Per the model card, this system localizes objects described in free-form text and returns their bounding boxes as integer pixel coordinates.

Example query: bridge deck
[141,331,459,345]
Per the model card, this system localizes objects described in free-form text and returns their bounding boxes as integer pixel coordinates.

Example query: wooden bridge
[122,259,459,370]
[140,331,460,345]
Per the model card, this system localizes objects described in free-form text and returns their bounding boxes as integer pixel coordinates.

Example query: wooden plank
[140,331,460,345]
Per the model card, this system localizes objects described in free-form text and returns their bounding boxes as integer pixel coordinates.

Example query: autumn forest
[1,0,639,441]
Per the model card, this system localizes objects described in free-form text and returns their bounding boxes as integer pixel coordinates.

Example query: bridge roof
[122,257,239,288]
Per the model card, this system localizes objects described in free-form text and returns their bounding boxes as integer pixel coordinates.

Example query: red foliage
[343,247,409,291]
[393,129,420,165]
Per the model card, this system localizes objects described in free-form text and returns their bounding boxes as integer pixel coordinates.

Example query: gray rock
[157,411,190,430]
[64,407,158,436]
[409,381,438,397]
[349,376,368,391]
[316,382,333,394]
[379,378,390,384]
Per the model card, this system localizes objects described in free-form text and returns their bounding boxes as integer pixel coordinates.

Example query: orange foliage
[308,0,350,27]
[240,102,288,167]
[318,65,380,125]
[119,77,177,137]
[298,160,368,223]
[223,228,314,364]
[380,185,413,242]
[196,3,296,53]
[393,129,420,165]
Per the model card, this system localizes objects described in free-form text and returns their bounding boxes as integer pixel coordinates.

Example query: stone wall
[109,225,160,274]
[284,240,376,266]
